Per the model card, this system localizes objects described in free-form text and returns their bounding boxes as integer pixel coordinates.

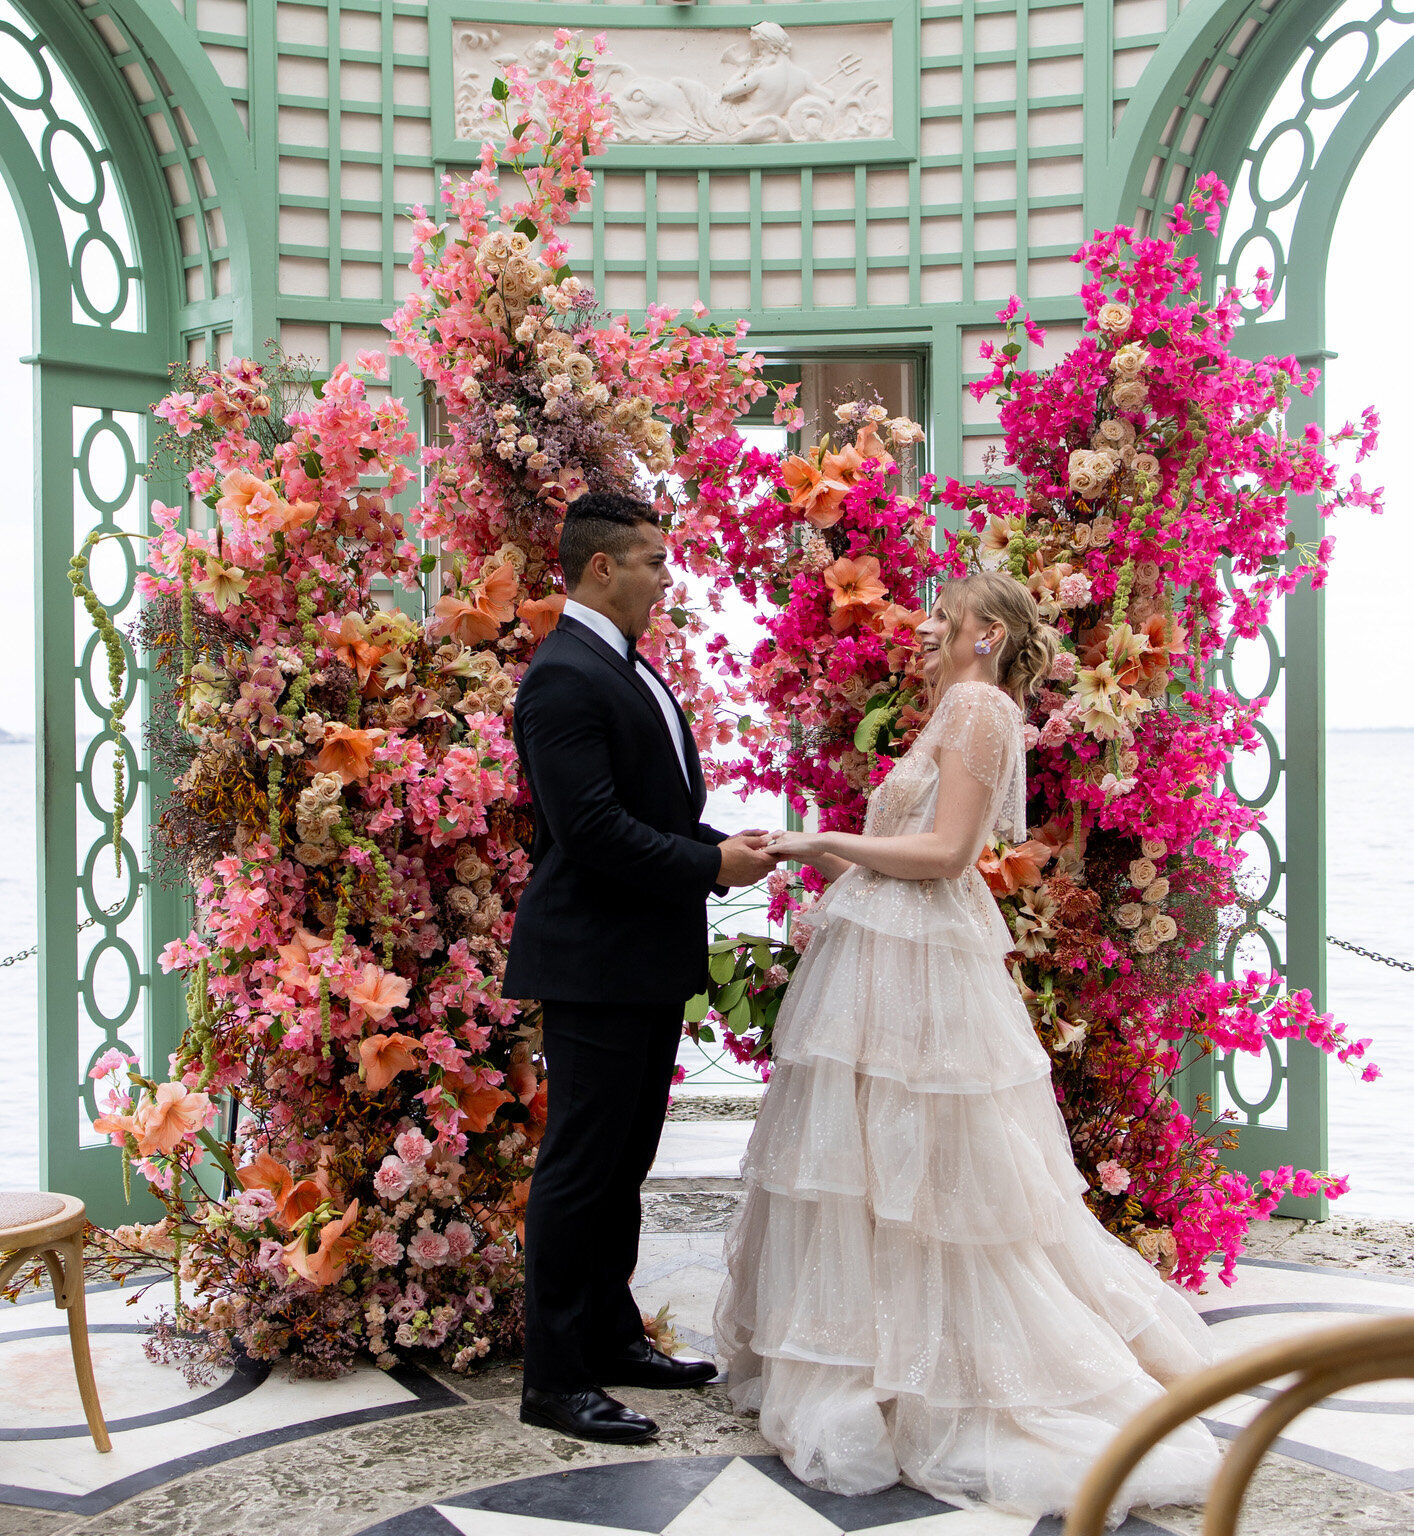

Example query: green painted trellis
[5,0,1404,1222]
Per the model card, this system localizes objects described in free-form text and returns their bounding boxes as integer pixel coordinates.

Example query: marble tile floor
[1,1246,1412,1536]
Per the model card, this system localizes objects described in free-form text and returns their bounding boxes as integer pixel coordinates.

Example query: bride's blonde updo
[931,571,1061,706]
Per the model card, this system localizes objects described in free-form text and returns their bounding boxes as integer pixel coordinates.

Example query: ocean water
[0,735,1409,1218]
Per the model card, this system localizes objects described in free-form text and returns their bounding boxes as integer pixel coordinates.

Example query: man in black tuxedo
[504,490,777,1444]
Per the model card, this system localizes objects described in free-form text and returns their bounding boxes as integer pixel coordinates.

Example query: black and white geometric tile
[350,1454,1177,1536]
[0,1280,458,1515]
[1,1247,1412,1527]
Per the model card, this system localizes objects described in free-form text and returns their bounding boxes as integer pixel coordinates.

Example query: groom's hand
[716,832,779,887]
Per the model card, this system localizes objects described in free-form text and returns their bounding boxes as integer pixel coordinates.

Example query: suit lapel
[557,617,696,807]
[633,648,708,814]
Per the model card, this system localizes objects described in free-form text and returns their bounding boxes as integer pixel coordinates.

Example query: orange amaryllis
[313,722,387,785]
[977,839,1055,898]
[448,1072,515,1132]
[236,1151,330,1228]
[517,593,565,641]
[823,422,894,483]
[328,615,389,689]
[781,450,849,529]
[870,602,925,638]
[131,1082,213,1156]
[432,561,520,645]
[346,962,411,1023]
[823,555,888,634]
[274,926,331,992]
[283,1200,360,1288]
[358,1031,420,1092]
[215,469,318,539]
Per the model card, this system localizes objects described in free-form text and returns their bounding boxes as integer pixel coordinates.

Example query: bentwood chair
[1064,1313,1414,1536]
[0,1192,111,1452]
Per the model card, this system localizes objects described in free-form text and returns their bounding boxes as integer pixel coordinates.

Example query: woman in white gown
[714,572,1219,1520]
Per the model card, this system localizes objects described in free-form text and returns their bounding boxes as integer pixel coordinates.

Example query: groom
[504,490,777,1443]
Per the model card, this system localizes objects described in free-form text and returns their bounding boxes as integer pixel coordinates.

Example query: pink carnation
[444,1220,475,1263]
[374,1156,416,1201]
[368,1230,405,1267]
[394,1129,434,1166]
[1096,1159,1131,1195]
[407,1229,450,1268]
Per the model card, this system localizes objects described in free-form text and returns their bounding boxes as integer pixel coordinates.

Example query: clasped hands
[715,827,825,887]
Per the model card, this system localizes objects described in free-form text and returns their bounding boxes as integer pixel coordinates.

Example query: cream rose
[564,352,595,387]
[1112,380,1149,412]
[1115,902,1144,930]
[1132,452,1161,480]
[1132,927,1160,954]
[1153,914,1179,944]
[1128,857,1158,888]
[1093,418,1135,448]
[1141,838,1167,859]
[1112,342,1149,376]
[1097,302,1133,334]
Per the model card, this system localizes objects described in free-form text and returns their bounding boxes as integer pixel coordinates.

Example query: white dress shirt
[562,598,691,786]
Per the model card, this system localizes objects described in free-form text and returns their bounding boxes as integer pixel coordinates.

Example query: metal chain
[0,902,125,969]
[1259,907,1414,975]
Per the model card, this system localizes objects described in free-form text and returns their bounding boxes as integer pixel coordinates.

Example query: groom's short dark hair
[558,491,660,589]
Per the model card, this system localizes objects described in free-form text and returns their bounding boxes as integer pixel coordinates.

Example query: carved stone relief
[452,21,894,147]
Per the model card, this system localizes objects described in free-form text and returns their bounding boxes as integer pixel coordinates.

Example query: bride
[714,572,1220,1519]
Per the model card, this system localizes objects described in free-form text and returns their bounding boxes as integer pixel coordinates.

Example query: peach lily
[517,593,565,641]
[236,1151,331,1228]
[781,450,849,529]
[131,1082,214,1157]
[977,839,1055,898]
[283,1200,360,1288]
[313,722,387,785]
[358,1031,421,1092]
[346,963,411,1024]
[823,555,888,634]
[431,561,519,645]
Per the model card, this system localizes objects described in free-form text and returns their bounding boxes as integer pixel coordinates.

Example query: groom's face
[607,522,672,640]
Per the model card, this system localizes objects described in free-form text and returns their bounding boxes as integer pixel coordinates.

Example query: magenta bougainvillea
[677,175,1380,1289]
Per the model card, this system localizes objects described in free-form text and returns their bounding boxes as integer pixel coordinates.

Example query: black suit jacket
[503,614,728,1005]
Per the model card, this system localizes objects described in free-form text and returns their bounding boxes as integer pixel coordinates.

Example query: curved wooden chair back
[1065,1314,1414,1536]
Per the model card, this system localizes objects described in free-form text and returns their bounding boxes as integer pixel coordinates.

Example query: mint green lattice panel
[70,408,152,1144]
[1216,2,1414,321]
[1,0,141,328]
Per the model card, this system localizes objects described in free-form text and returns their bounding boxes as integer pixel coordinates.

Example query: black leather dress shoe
[594,1336,719,1389]
[519,1385,658,1443]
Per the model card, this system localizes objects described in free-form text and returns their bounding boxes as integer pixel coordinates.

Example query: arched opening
[0,174,36,1189]
[1323,85,1414,1217]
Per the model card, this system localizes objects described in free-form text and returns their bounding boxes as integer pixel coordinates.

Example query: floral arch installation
[1101,0,1414,1206]
[10,0,1394,1232]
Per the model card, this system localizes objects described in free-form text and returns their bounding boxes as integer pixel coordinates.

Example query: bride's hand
[765,829,820,861]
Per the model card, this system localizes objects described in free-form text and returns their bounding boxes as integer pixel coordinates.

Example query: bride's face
[915,595,994,687]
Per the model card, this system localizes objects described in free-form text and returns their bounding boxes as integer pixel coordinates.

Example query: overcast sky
[0,106,1409,736]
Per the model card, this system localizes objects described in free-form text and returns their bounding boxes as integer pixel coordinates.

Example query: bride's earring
[974,639,992,655]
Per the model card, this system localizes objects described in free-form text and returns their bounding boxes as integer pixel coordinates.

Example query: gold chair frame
[1065,1315,1414,1536]
[0,1193,111,1453]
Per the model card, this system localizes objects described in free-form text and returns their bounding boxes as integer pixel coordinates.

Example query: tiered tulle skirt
[714,880,1220,1519]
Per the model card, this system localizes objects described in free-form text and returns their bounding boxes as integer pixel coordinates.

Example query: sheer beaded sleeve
[932,683,1027,842]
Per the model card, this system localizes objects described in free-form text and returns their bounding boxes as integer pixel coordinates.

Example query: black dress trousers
[521,998,685,1394]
